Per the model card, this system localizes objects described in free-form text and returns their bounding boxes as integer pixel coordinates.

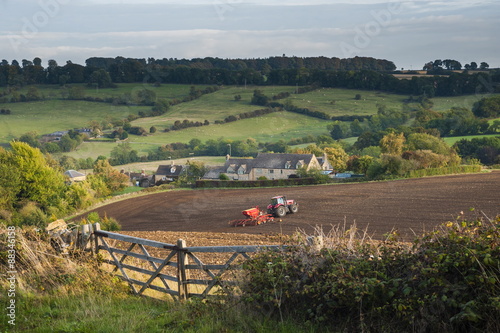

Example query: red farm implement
[229,207,275,227]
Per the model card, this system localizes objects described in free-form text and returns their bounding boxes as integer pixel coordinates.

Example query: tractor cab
[269,196,286,208]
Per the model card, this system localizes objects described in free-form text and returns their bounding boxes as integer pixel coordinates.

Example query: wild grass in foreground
[0,226,322,333]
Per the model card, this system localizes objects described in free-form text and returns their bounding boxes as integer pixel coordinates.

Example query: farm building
[220,153,327,180]
[121,170,153,187]
[154,165,184,184]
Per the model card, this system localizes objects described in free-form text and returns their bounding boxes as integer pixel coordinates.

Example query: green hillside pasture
[132,111,330,144]
[430,93,499,112]
[286,88,408,117]
[130,85,301,130]
[82,83,196,100]
[13,83,195,100]
[64,140,165,160]
[443,134,500,146]
[65,112,330,160]
[0,100,150,142]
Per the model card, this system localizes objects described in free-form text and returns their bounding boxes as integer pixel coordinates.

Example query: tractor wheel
[289,204,298,214]
[275,206,287,218]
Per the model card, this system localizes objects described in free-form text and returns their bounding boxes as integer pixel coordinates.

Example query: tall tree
[0,142,66,211]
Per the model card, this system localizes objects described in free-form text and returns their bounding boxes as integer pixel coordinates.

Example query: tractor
[267,195,298,218]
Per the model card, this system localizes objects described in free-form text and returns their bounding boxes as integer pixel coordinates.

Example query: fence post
[80,224,91,250]
[177,239,190,300]
[92,223,101,254]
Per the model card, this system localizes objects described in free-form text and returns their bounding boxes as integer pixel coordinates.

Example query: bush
[219,173,230,180]
[80,212,121,231]
[242,215,500,332]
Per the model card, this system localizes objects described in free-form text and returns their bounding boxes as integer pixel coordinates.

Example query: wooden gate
[91,224,282,301]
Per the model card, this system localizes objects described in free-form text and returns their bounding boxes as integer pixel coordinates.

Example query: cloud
[0,1,498,69]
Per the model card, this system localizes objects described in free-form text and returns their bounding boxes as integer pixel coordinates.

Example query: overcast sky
[0,0,498,70]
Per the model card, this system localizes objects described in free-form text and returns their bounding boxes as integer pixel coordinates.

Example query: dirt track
[86,172,500,241]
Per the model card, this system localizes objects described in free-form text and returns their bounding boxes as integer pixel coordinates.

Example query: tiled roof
[223,153,316,174]
[155,165,183,176]
[202,166,225,179]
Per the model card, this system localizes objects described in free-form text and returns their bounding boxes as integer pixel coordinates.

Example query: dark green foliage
[251,89,270,106]
[242,216,500,332]
[473,95,500,118]
[109,142,139,165]
[454,137,500,165]
[425,107,490,136]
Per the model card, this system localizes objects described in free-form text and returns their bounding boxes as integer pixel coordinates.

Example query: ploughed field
[89,172,500,243]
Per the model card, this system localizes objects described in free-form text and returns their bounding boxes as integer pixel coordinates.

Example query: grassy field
[130,85,299,127]
[430,93,494,112]
[286,87,408,116]
[2,83,498,160]
[63,112,330,161]
[0,100,149,142]
[132,111,329,143]
[443,134,500,145]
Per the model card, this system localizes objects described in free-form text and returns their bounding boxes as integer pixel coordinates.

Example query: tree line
[2,56,497,97]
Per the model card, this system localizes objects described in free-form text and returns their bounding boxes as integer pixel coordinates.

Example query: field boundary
[92,224,283,300]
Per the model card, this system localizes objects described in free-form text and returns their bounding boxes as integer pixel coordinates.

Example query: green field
[133,111,328,143]
[64,111,330,161]
[2,83,498,160]
[16,83,195,100]
[286,88,408,116]
[443,134,500,146]
[430,94,493,112]
[0,100,149,142]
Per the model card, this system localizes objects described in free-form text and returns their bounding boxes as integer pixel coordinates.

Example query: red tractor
[267,195,298,218]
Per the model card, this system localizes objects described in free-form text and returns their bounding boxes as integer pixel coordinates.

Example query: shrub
[242,215,500,332]
[219,173,230,180]
[80,212,121,231]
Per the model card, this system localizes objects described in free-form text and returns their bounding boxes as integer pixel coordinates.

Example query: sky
[0,0,498,70]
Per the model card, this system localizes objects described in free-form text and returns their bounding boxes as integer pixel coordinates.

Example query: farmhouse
[121,170,152,187]
[154,165,184,184]
[220,153,327,180]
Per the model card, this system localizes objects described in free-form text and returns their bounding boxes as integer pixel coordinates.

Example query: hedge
[406,165,482,178]
[195,177,318,188]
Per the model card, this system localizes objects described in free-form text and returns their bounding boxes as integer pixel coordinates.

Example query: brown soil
[83,172,500,242]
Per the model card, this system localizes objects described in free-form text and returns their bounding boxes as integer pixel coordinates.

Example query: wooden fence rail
[91,224,283,301]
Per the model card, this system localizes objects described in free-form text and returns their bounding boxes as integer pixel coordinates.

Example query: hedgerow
[241,215,500,332]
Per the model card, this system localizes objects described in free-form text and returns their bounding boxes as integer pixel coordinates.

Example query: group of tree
[292,129,464,179]
[454,136,500,165]
[423,59,489,73]
[2,56,497,98]
[0,142,129,227]
[0,56,394,88]
[17,129,86,154]
[328,104,410,140]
